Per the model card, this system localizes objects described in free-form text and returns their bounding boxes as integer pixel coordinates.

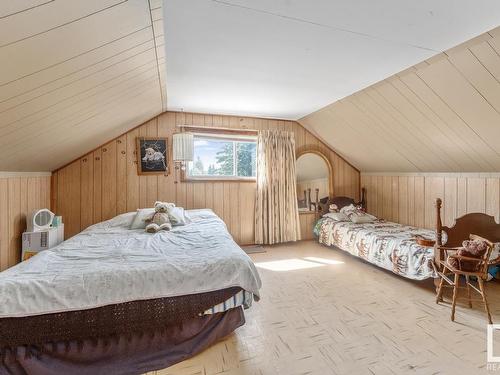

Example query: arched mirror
[296,151,333,213]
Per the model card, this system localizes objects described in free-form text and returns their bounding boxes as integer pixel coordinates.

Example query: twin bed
[0,209,261,374]
[315,218,439,280]
[314,193,500,282]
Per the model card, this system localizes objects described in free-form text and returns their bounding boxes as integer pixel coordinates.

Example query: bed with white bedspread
[0,209,261,317]
[0,209,261,374]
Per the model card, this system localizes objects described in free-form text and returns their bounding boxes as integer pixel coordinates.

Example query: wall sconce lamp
[172,132,194,183]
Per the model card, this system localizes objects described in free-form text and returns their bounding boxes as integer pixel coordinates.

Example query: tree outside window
[187,134,256,179]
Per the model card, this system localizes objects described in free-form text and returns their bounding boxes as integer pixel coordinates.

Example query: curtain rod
[177,124,258,133]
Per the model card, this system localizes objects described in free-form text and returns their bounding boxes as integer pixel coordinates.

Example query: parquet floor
[151,240,500,375]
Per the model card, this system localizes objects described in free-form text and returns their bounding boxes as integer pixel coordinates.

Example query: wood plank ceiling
[0,0,166,171]
[299,27,500,173]
[2,1,500,174]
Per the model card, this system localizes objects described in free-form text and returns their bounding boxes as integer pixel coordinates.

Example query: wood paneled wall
[52,111,360,244]
[361,173,500,229]
[0,174,51,271]
[299,213,318,241]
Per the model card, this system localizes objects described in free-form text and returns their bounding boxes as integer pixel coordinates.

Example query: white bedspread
[0,209,262,318]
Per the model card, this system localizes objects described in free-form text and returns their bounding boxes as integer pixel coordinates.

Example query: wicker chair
[435,234,495,324]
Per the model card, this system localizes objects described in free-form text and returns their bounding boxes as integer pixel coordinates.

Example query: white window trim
[185,133,257,181]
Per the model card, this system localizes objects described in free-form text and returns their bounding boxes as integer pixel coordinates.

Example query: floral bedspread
[315,218,442,280]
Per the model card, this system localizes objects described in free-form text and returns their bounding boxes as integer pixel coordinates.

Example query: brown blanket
[1,307,245,375]
[0,287,241,353]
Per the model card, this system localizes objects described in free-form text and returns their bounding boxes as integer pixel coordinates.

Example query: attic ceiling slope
[0,0,166,172]
[164,0,500,120]
[299,27,500,173]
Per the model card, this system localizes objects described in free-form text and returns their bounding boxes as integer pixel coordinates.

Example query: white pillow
[168,207,191,226]
[491,243,500,262]
[349,214,376,224]
[340,204,357,214]
[108,212,136,228]
[130,208,154,229]
[348,210,377,223]
[323,212,348,221]
[339,204,377,224]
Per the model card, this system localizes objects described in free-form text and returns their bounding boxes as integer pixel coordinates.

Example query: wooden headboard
[434,198,500,275]
[435,198,500,247]
[330,188,367,211]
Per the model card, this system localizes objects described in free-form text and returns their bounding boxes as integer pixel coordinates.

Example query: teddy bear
[447,239,489,272]
[145,201,175,233]
[142,147,165,162]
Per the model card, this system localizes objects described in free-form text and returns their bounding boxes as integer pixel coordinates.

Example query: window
[186,133,257,180]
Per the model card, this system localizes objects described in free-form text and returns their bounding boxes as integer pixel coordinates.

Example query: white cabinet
[21,224,64,261]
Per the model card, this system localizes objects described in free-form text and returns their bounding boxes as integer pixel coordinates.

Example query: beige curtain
[255,130,301,244]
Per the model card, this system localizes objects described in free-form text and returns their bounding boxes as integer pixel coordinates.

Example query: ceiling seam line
[11,92,161,169]
[0,45,157,114]
[380,80,455,171]
[445,50,500,120]
[0,25,151,88]
[345,97,422,171]
[327,103,411,172]
[1,74,161,160]
[363,88,438,171]
[394,75,481,171]
[0,60,159,132]
[0,0,54,20]
[147,0,165,112]
[485,40,500,59]
[414,72,500,167]
[0,72,160,157]
[210,0,439,53]
[0,1,129,49]
[399,75,491,171]
[0,37,155,105]
[346,96,422,172]
[468,47,500,86]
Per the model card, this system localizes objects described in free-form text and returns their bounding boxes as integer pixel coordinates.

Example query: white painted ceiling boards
[0,0,166,171]
[300,27,500,173]
[164,0,500,120]
[2,0,500,173]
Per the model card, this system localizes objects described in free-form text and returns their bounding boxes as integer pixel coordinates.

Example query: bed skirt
[0,287,241,350]
[0,306,245,375]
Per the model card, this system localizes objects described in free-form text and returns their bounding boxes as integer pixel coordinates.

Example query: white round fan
[27,209,54,232]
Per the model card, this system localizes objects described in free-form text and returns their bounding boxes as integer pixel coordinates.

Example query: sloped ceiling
[0,0,166,171]
[165,0,500,120]
[2,1,500,173]
[300,27,500,173]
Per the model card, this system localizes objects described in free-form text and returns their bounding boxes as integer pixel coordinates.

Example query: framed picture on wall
[136,137,169,175]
